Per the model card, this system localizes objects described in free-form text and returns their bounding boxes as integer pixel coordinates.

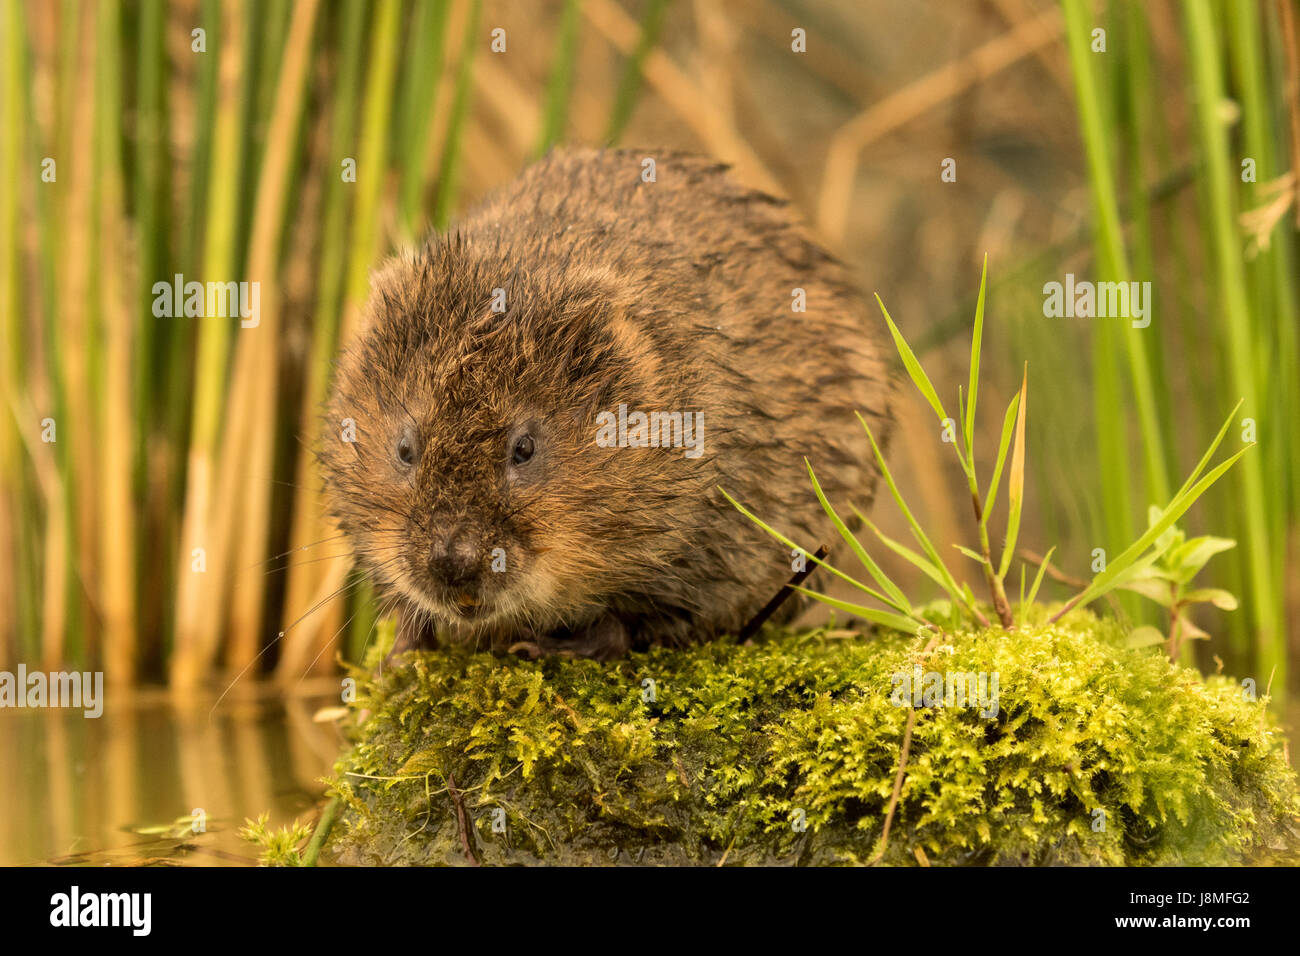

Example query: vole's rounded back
[322,147,894,659]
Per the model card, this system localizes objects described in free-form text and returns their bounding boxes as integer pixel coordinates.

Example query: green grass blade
[965,253,988,459]
[952,385,975,482]
[432,0,483,229]
[997,366,1028,578]
[855,412,967,607]
[1026,546,1056,606]
[719,488,906,613]
[788,586,919,635]
[982,390,1019,521]
[1185,0,1279,684]
[604,0,672,144]
[805,459,912,613]
[396,0,451,231]
[1173,399,1241,500]
[851,507,956,596]
[875,295,948,424]
[1063,445,1252,613]
[850,506,985,626]
[536,0,583,155]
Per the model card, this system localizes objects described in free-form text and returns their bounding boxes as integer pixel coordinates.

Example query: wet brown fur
[321,147,894,660]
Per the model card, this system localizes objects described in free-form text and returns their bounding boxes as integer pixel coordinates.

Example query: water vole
[321,148,893,660]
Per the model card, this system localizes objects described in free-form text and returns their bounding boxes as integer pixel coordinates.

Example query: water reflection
[0,679,342,866]
[3,676,1296,866]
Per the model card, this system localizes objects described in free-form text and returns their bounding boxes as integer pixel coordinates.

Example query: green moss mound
[327,610,1299,865]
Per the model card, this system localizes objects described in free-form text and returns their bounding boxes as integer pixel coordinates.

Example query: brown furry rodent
[321,148,893,660]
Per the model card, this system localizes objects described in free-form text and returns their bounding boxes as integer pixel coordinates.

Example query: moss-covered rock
[326,609,1299,865]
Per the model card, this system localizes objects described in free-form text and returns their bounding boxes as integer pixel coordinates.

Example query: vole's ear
[553,273,664,395]
[559,303,664,416]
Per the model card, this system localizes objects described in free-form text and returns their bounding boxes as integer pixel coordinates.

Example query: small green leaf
[953,543,987,565]
[1176,613,1212,640]
[1116,576,1175,606]
[1169,535,1236,581]
[1124,626,1166,649]
[1182,587,1238,610]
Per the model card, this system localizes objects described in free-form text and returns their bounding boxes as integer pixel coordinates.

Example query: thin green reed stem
[191,12,243,472]
[0,0,35,660]
[605,0,671,145]
[1261,8,1300,526]
[36,4,81,661]
[182,0,220,277]
[1223,1,1278,661]
[1119,4,1179,485]
[1227,0,1298,632]
[536,0,583,156]
[336,0,405,664]
[233,0,291,276]
[279,0,369,667]
[51,0,85,660]
[135,0,166,474]
[343,0,402,310]
[1061,0,1135,584]
[310,0,368,367]
[432,0,483,231]
[1062,0,1170,512]
[135,0,174,661]
[1184,0,1281,689]
[97,0,141,679]
[396,0,450,233]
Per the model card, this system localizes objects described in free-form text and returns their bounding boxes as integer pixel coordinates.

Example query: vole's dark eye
[511,434,536,465]
[396,433,418,467]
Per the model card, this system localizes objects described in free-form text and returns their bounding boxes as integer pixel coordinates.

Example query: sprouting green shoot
[723,264,1249,647]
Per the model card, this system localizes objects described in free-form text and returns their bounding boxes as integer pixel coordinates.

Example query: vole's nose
[428,527,482,587]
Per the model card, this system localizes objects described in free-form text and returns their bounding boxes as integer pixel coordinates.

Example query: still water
[4,675,1297,866]
[0,679,342,866]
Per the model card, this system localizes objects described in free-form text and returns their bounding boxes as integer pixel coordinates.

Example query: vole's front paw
[521,615,631,661]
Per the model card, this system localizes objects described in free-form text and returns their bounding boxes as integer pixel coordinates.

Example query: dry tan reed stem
[221,0,322,673]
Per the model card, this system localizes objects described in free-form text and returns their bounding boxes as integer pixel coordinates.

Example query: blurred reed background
[0,0,1296,697]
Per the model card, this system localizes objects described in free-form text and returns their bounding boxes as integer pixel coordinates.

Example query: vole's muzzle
[427,524,484,590]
